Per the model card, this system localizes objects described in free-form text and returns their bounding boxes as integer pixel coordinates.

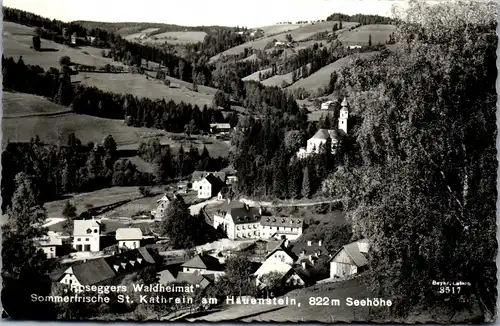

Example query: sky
[3,0,411,27]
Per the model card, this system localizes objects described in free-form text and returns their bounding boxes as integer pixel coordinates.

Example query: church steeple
[339,97,349,134]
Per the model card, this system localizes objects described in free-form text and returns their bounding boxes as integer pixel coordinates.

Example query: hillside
[338,24,397,46]
[3,22,124,70]
[73,72,214,107]
[260,63,312,88]
[210,21,358,62]
[287,52,377,92]
[241,68,273,82]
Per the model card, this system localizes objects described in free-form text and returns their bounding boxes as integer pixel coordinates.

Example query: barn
[329,239,370,279]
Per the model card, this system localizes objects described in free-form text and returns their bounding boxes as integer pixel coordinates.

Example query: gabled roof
[37,235,63,247]
[328,239,369,267]
[210,123,232,129]
[72,258,116,285]
[266,240,298,262]
[176,272,214,288]
[192,171,226,182]
[116,228,143,241]
[254,259,292,278]
[73,219,100,236]
[181,254,224,271]
[291,241,329,257]
[260,216,303,228]
[205,173,225,187]
[158,269,176,284]
[157,193,184,203]
[311,129,338,140]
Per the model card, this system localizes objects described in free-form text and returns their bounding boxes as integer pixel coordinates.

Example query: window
[77,238,81,241]
[122,242,126,246]
[50,247,54,252]
[86,228,92,234]
[277,227,280,231]
[85,238,89,241]
[199,186,202,190]
[69,279,72,284]
[84,244,91,251]
[76,244,82,251]
[94,229,98,233]
[133,242,137,248]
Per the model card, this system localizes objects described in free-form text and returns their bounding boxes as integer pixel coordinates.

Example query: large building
[72,219,101,253]
[193,173,226,199]
[297,97,349,159]
[213,200,303,240]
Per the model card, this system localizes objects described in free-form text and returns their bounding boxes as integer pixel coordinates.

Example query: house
[71,34,77,45]
[275,41,285,47]
[115,228,143,250]
[72,219,101,252]
[192,171,226,183]
[329,238,370,279]
[296,98,349,159]
[176,272,214,290]
[260,216,304,240]
[181,253,226,280]
[150,193,184,219]
[347,45,362,50]
[158,269,176,284]
[210,123,232,134]
[250,29,264,38]
[254,260,307,289]
[59,247,157,289]
[264,239,298,264]
[194,173,226,199]
[213,200,262,240]
[321,100,334,110]
[36,231,63,259]
[291,240,330,259]
[226,175,238,186]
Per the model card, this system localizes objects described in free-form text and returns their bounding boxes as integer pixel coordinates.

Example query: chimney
[227,198,231,205]
[284,239,290,248]
[307,240,312,246]
[259,207,263,215]
[309,255,315,265]
[318,240,322,246]
[301,261,307,270]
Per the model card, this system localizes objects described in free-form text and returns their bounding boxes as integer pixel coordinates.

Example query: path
[240,198,344,208]
[189,198,221,215]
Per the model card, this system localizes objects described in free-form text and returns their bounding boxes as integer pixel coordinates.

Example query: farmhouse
[321,100,334,110]
[36,231,63,259]
[347,45,362,50]
[210,123,232,134]
[150,193,184,219]
[59,247,157,289]
[329,238,370,279]
[115,228,143,250]
[181,253,226,280]
[158,269,176,284]
[291,240,330,259]
[194,173,226,199]
[176,272,214,290]
[72,219,101,253]
[254,260,307,290]
[297,98,349,159]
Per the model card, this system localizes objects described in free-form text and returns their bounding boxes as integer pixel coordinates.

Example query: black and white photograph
[0,0,497,322]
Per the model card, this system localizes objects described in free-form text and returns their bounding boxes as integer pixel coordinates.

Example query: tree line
[326,13,393,25]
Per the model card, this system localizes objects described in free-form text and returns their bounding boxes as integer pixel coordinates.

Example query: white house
[72,219,101,252]
[181,253,226,280]
[116,228,143,250]
[329,238,370,279]
[297,97,349,159]
[260,216,304,240]
[321,100,334,110]
[151,193,183,219]
[213,200,262,240]
[347,45,362,50]
[36,231,63,259]
[210,123,232,134]
[194,173,225,199]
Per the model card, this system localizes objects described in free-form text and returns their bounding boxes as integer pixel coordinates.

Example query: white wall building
[36,231,63,259]
[116,228,143,250]
[329,239,370,279]
[73,219,101,252]
[321,100,334,110]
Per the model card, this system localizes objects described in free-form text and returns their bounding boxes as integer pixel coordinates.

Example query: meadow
[337,24,397,46]
[73,72,214,107]
[126,30,207,45]
[3,22,125,70]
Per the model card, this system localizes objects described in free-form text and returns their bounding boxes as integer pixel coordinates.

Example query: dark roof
[266,240,282,252]
[72,258,116,285]
[216,201,261,225]
[266,240,298,262]
[205,173,225,189]
[158,269,176,284]
[328,240,368,267]
[311,129,338,140]
[176,272,214,287]
[192,171,226,182]
[291,241,330,257]
[181,254,224,271]
[260,216,303,228]
[70,248,157,286]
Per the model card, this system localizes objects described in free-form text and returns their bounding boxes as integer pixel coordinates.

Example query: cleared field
[239,54,259,63]
[124,28,161,40]
[261,71,295,87]
[2,91,167,146]
[288,52,377,92]
[128,30,207,45]
[127,156,156,174]
[241,68,272,82]
[210,21,358,62]
[254,23,304,35]
[3,22,125,70]
[338,24,397,46]
[73,72,214,107]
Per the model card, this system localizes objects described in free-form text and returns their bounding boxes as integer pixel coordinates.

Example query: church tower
[339,97,349,134]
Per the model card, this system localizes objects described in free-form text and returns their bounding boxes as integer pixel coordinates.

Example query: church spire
[341,97,349,108]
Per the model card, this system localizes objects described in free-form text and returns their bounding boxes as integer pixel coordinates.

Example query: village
[33,96,368,320]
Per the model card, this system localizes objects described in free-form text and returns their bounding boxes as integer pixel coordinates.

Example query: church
[296,97,349,159]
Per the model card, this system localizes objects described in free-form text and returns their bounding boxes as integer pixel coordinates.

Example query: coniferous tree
[301,165,311,199]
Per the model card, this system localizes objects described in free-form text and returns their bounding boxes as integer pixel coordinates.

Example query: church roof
[311,129,339,140]
[341,97,349,107]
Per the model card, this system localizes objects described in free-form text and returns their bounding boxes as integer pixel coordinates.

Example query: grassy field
[255,23,304,35]
[338,24,397,46]
[241,68,272,82]
[3,22,125,70]
[73,72,214,107]
[210,21,358,62]
[3,92,72,118]
[126,30,207,45]
[287,52,377,92]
